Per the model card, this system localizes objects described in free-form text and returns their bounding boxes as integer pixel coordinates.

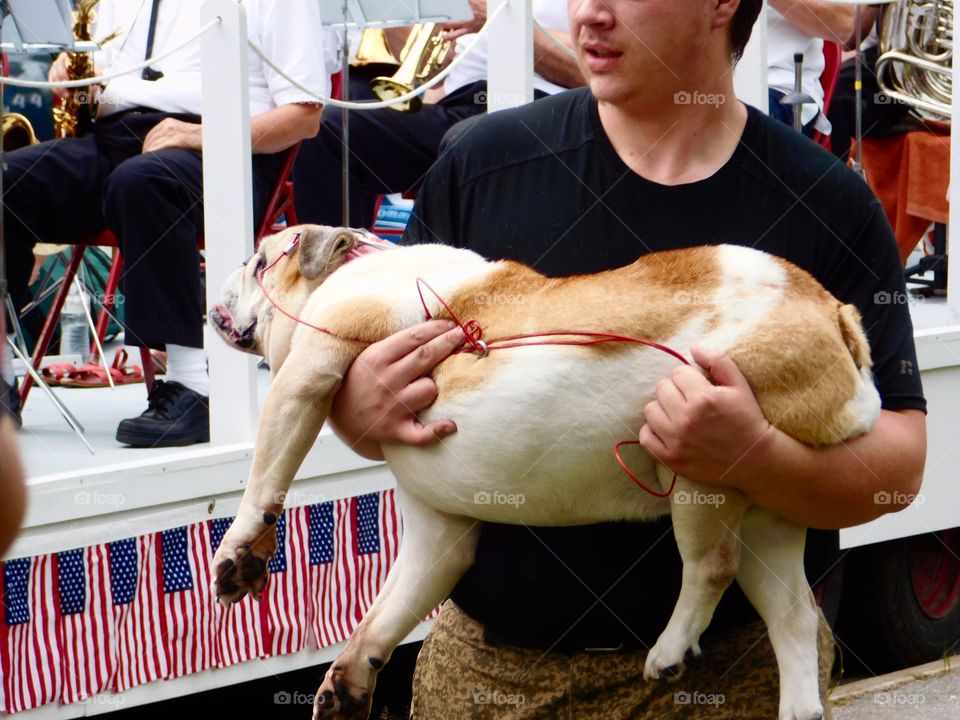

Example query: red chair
[20,142,302,407]
[812,41,842,151]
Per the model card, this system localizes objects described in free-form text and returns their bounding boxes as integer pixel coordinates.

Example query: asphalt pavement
[832,656,960,720]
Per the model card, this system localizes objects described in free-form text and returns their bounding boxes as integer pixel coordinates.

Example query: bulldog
[209,224,880,720]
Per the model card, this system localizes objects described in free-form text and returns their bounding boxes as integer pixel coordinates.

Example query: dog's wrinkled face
[208,224,375,358]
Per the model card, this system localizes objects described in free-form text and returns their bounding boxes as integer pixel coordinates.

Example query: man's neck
[597,87,748,187]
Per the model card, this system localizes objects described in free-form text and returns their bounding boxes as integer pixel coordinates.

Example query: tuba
[371,24,453,112]
[876,0,953,122]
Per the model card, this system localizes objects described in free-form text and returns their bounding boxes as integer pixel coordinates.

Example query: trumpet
[371,24,453,112]
[876,0,953,122]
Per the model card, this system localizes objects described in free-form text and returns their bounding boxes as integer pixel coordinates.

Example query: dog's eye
[253,255,266,273]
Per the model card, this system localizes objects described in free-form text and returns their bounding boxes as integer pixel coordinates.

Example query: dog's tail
[837,303,872,371]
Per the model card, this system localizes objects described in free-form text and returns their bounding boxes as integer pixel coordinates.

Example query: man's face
[568,0,719,106]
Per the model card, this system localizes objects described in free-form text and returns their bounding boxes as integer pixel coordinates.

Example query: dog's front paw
[312,659,374,720]
[643,631,702,681]
[211,510,280,604]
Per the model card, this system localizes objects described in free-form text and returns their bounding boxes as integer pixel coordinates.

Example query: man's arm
[639,347,926,530]
[768,0,857,45]
[141,103,322,154]
[443,0,584,89]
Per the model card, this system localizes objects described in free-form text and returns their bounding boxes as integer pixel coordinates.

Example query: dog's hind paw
[210,512,279,605]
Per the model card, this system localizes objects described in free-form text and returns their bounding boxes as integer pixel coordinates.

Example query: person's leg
[3,136,110,341]
[104,148,209,447]
[411,604,835,719]
[292,81,488,228]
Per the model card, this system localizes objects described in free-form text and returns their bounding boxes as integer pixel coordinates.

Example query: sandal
[40,361,80,386]
[59,349,144,388]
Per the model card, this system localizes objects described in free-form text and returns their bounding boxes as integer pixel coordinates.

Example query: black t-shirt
[403,87,926,651]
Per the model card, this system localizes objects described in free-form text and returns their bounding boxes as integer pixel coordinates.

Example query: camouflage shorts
[410,601,835,720]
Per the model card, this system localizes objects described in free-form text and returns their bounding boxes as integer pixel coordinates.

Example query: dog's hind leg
[645,472,749,680]
[314,490,480,720]
[211,332,355,605]
[736,507,825,720]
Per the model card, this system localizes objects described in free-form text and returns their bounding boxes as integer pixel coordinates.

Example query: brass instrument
[53,0,103,138]
[351,29,402,75]
[371,24,453,112]
[877,0,953,122]
[2,113,38,152]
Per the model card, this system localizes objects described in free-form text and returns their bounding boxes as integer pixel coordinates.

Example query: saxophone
[52,0,102,138]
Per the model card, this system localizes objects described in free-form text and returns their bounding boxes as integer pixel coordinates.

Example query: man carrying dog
[329,0,927,717]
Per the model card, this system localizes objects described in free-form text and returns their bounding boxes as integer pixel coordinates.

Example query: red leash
[259,235,684,498]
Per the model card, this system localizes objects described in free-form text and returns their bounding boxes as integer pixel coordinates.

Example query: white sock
[1,341,14,386]
[164,344,209,397]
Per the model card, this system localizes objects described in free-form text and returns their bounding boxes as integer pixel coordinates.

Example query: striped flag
[111,535,168,692]
[262,508,311,656]
[209,518,265,667]
[57,545,117,704]
[352,491,401,621]
[306,500,343,648]
[0,555,62,712]
[158,524,215,679]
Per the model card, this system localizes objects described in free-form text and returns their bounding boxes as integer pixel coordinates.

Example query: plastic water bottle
[60,281,89,362]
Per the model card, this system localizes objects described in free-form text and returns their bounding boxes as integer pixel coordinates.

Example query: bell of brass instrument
[351,29,402,76]
[877,0,953,122]
[371,24,453,113]
[2,113,38,152]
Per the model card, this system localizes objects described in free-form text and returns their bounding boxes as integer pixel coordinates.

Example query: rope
[0,18,221,89]
[247,0,512,111]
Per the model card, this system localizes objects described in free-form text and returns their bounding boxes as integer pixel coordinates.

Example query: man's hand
[442,0,486,41]
[142,118,203,153]
[328,320,466,460]
[638,347,772,486]
[48,53,72,99]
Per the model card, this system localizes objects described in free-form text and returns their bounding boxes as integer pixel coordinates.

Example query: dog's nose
[208,305,224,327]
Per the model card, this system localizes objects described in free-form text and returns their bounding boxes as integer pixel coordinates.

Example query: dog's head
[208,224,381,360]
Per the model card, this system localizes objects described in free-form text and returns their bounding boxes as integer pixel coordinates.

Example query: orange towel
[859,128,950,265]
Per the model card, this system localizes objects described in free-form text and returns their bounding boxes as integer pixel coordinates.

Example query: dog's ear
[297,225,357,280]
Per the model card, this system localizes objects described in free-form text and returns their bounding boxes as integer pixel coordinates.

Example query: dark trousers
[826,46,910,161]
[292,80,488,228]
[768,89,819,138]
[2,109,283,350]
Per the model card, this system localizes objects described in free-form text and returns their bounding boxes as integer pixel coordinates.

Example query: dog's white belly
[383,346,681,525]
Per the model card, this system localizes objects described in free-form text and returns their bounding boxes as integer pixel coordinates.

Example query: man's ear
[296,225,357,280]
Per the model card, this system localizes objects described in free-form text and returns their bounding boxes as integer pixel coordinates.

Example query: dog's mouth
[209,304,257,349]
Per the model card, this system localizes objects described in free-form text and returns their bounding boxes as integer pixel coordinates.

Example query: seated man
[292,0,584,229]
[767,0,855,135]
[2,0,336,447]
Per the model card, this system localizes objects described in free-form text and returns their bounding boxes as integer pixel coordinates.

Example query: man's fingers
[392,325,466,382]
[396,377,441,414]
[377,320,459,364]
[393,419,457,447]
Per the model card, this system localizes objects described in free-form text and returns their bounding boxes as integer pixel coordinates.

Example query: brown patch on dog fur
[432,247,724,397]
[730,259,866,446]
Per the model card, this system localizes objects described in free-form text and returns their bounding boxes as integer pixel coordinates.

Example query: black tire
[836,529,960,674]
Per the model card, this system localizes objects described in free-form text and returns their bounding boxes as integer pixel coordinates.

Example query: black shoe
[0,376,22,430]
[116,380,209,447]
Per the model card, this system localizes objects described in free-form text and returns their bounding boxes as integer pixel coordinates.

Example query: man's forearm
[251,102,322,154]
[533,29,585,90]
[768,0,857,44]
[731,409,926,529]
